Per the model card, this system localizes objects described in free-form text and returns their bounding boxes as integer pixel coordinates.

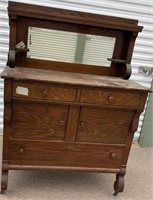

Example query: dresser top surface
[1,67,150,92]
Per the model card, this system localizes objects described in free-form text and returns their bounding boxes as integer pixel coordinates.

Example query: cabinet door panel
[11,100,68,140]
[76,107,134,144]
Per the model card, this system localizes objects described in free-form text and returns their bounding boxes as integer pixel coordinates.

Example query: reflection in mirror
[27,27,116,67]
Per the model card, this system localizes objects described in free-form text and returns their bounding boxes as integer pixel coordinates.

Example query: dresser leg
[1,169,8,194]
[113,173,125,196]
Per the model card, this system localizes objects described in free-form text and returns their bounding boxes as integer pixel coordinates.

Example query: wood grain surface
[11,100,69,141]
[0,1,150,195]
[76,107,134,144]
[9,140,124,168]
[1,67,150,92]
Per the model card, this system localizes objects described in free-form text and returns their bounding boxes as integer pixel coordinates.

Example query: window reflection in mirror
[27,27,116,67]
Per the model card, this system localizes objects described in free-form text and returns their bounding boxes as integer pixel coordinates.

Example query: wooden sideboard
[1,1,150,195]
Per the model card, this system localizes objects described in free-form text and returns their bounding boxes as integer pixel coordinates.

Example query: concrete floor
[0,136,153,200]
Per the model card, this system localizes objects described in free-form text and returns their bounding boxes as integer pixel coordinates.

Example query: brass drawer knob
[108,95,114,104]
[50,128,55,134]
[49,128,57,136]
[42,89,48,97]
[59,120,65,126]
[110,152,116,159]
[80,122,86,128]
[19,148,25,154]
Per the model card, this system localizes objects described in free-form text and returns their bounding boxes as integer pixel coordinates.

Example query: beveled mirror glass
[27,27,116,67]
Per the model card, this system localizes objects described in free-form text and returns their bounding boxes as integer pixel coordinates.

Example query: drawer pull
[80,122,86,128]
[108,95,114,104]
[49,128,58,137]
[42,89,48,97]
[59,120,65,126]
[110,152,116,159]
[50,128,55,135]
[19,148,25,154]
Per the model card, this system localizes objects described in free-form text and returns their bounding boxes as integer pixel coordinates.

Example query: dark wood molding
[8,1,143,32]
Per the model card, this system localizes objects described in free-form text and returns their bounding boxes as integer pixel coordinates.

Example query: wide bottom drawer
[9,140,125,168]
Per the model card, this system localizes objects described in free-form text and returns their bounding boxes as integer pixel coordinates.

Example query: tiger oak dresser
[1,1,150,195]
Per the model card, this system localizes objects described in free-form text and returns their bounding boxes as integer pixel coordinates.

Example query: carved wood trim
[130,93,148,132]
[122,63,132,79]
[8,2,143,32]
[8,50,15,68]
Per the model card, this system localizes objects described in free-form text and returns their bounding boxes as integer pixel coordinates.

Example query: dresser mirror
[27,27,116,67]
[8,1,143,78]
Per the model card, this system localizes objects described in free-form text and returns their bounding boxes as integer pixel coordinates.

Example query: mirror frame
[8,1,143,79]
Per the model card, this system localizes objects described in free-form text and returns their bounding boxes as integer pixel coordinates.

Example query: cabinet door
[76,107,134,144]
[11,100,69,141]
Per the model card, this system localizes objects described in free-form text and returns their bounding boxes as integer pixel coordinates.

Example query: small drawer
[80,89,140,108]
[12,81,77,102]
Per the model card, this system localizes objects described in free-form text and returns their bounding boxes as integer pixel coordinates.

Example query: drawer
[9,140,124,168]
[80,89,140,108]
[10,100,68,141]
[12,81,77,102]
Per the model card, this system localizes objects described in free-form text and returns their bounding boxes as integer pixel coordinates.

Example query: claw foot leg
[1,170,8,194]
[113,174,125,196]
